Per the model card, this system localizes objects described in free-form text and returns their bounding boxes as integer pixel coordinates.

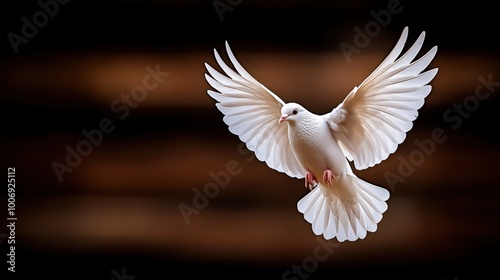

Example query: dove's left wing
[325,27,438,170]
[205,42,307,179]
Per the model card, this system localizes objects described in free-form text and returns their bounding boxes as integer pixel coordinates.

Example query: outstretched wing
[205,42,307,178]
[325,27,438,170]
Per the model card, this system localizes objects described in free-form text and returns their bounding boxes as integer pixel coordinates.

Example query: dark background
[1,0,499,279]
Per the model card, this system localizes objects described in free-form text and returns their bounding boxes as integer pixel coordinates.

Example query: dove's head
[279,102,306,124]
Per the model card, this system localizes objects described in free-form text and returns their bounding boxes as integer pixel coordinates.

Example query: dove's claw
[305,172,317,191]
[323,169,335,187]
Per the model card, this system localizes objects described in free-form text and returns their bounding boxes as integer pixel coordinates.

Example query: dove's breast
[288,118,346,180]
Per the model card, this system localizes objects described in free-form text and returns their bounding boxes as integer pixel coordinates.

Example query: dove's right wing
[205,42,307,179]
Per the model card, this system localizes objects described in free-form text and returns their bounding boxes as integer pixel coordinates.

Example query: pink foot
[323,169,335,187]
[305,171,317,191]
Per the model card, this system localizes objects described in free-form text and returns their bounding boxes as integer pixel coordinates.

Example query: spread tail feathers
[297,174,390,242]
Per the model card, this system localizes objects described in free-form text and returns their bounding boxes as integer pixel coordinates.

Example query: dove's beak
[279,114,288,123]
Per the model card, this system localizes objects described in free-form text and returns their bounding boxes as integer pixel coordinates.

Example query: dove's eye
[292,109,298,115]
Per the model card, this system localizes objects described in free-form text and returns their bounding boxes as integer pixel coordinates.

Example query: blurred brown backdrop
[1,0,499,279]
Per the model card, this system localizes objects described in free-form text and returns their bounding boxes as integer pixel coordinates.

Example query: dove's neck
[288,112,322,138]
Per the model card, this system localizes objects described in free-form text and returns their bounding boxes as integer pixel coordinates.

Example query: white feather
[205,44,306,179]
[326,27,438,170]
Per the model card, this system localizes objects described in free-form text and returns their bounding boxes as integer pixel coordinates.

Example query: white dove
[204,27,438,242]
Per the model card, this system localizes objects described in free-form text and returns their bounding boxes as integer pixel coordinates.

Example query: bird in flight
[204,27,438,242]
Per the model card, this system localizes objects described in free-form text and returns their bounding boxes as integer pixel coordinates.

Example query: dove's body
[205,27,438,242]
[286,111,345,183]
[281,104,389,241]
